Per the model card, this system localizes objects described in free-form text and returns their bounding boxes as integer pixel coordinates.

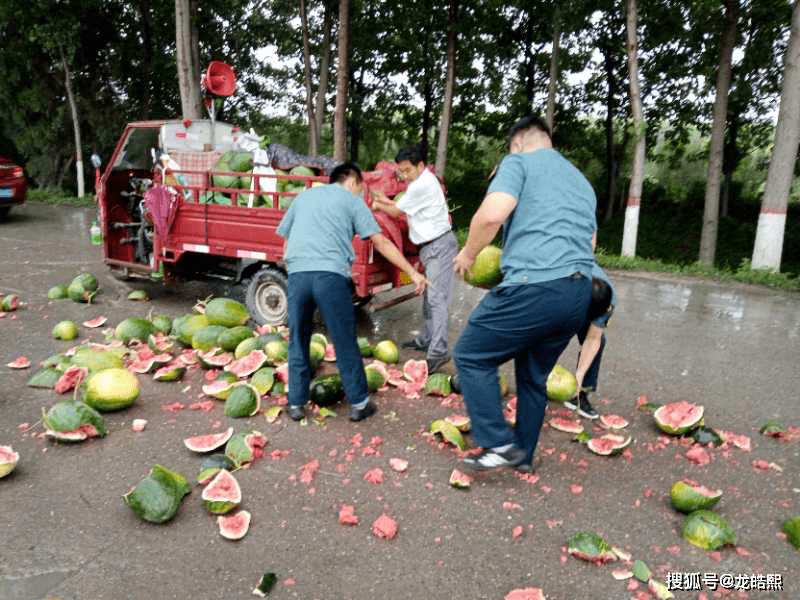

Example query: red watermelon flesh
[324,343,336,361]
[505,589,546,600]
[549,417,584,433]
[654,401,704,434]
[82,316,108,328]
[184,427,235,452]
[54,366,88,394]
[47,424,102,441]
[7,356,30,369]
[218,510,251,540]
[402,359,428,385]
[600,414,629,429]
[225,350,268,378]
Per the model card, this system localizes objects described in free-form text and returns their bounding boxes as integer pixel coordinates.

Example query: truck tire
[245,267,289,326]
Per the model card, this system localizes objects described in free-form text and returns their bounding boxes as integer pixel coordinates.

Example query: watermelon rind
[184,426,235,453]
[424,372,452,396]
[27,367,63,389]
[196,453,236,485]
[783,516,800,550]
[225,430,267,468]
[567,531,617,564]
[205,297,250,328]
[43,400,108,441]
[218,325,255,352]
[197,348,233,369]
[224,384,261,418]
[201,469,241,514]
[599,414,629,430]
[249,367,275,395]
[670,480,722,513]
[682,509,736,550]
[153,364,185,381]
[123,464,191,523]
[218,509,251,540]
[191,325,228,351]
[114,317,156,344]
[0,445,20,478]
[430,419,466,450]
[70,348,124,372]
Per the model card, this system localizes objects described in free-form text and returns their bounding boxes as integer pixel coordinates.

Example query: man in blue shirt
[453,115,596,472]
[277,163,427,422]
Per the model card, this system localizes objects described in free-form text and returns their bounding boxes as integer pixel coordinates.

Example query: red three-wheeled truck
[93,116,425,325]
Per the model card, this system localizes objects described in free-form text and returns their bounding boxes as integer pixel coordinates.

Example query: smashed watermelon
[567,531,617,564]
[123,464,191,523]
[218,509,251,540]
[43,400,107,442]
[653,401,704,435]
[202,469,241,514]
[183,426,234,453]
[225,349,269,378]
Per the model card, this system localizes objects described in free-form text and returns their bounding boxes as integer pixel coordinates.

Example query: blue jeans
[287,271,368,408]
[453,275,591,465]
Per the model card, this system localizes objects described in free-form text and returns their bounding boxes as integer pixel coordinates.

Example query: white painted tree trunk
[752,1,800,271]
[622,0,645,257]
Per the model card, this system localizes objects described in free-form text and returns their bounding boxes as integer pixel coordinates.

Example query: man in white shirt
[372,145,459,373]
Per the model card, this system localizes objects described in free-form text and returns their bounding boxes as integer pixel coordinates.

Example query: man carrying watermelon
[371,145,459,374]
[565,263,615,420]
[277,162,427,422]
[452,115,596,472]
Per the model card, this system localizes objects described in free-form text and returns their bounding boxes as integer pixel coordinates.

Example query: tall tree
[622,0,645,256]
[699,0,739,265]
[333,0,350,160]
[752,0,800,271]
[435,0,458,177]
[545,5,561,133]
[176,0,201,119]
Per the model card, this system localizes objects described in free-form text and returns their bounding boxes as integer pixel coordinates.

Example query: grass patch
[28,188,96,208]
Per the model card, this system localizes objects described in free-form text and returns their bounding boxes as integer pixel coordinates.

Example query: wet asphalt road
[0,203,798,600]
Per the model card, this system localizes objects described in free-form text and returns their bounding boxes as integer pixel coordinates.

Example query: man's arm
[371,192,404,217]
[453,191,517,276]
[574,323,604,390]
[370,232,428,294]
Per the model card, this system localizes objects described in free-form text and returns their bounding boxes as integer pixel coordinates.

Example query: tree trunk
[333,0,350,161]
[300,0,318,154]
[699,0,738,265]
[61,50,84,198]
[622,0,645,256]
[545,7,561,133]
[435,0,458,178]
[752,0,800,271]
[176,0,202,120]
[421,73,432,163]
[314,1,334,152]
[602,41,616,221]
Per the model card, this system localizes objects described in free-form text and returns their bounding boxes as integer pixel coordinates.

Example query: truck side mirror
[90,153,102,169]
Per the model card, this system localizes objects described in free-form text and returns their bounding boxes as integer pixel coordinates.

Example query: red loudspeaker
[202,61,236,97]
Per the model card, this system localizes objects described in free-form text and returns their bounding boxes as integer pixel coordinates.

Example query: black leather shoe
[287,404,306,421]
[401,339,427,351]
[349,400,377,422]
[426,354,451,373]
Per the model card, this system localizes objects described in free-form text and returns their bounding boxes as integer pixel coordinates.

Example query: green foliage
[28,188,95,208]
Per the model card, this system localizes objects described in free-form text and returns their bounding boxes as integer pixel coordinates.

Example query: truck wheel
[245,267,289,326]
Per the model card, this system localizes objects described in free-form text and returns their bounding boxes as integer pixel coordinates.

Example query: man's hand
[410,271,429,295]
[453,248,477,278]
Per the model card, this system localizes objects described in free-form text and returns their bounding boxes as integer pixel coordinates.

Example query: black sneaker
[349,400,377,422]
[287,404,306,421]
[564,390,599,420]
[426,354,450,373]
[401,339,428,351]
[462,446,526,471]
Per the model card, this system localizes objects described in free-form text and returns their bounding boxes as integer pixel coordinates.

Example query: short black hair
[395,145,424,165]
[329,162,363,185]
[587,277,612,321]
[508,115,552,144]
